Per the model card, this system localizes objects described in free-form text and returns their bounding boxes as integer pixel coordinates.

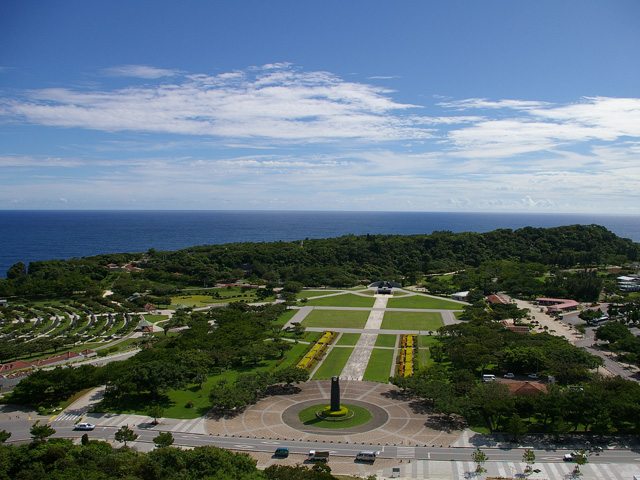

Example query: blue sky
[1,1,639,213]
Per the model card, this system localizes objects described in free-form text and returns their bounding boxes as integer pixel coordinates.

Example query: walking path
[340,296,389,380]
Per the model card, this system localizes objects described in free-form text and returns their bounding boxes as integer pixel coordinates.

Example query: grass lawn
[381,311,444,331]
[272,309,297,328]
[305,294,375,308]
[99,339,311,419]
[362,349,394,382]
[417,346,430,368]
[143,314,168,322]
[374,334,397,348]
[170,287,270,308]
[302,310,369,329]
[297,290,343,299]
[419,335,441,347]
[313,347,353,380]
[336,333,361,345]
[387,295,463,310]
[298,403,372,429]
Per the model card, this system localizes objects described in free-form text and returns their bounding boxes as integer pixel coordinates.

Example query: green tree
[522,449,536,473]
[153,431,175,448]
[471,448,488,474]
[506,413,527,442]
[30,421,56,442]
[572,450,588,474]
[148,405,165,425]
[596,321,632,343]
[0,430,11,443]
[114,425,138,447]
[274,366,310,387]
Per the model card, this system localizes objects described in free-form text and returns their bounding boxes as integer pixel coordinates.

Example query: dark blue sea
[1,210,639,278]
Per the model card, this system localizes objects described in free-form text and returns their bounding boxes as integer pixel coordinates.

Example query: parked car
[528,373,538,379]
[503,373,515,378]
[563,453,574,462]
[74,423,95,431]
[274,447,289,458]
[308,450,329,462]
[356,451,379,462]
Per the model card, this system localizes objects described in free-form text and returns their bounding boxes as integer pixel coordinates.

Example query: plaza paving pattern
[205,379,460,447]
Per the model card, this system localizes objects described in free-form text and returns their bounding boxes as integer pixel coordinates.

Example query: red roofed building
[505,381,548,396]
[486,294,509,305]
[0,360,33,375]
[506,325,531,334]
[536,298,580,313]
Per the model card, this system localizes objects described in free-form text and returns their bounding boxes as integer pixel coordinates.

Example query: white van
[482,374,496,382]
[356,451,379,462]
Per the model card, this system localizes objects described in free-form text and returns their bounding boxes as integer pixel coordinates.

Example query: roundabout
[205,379,460,447]
[286,399,385,434]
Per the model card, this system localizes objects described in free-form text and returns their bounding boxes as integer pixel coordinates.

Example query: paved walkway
[205,380,459,447]
[340,296,389,380]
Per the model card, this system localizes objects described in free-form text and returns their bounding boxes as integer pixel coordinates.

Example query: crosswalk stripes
[396,446,414,458]
[543,461,564,479]
[595,462,619,479]
[52,413,81,423]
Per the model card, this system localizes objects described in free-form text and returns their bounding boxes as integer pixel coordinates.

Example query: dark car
[274,447,289,458]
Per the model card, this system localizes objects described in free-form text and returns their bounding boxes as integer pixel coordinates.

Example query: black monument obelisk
[330,375,340,411]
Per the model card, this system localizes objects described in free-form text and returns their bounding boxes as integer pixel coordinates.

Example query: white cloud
[101,65,180,78]
[3,65,431,142]
[2,65,640,213]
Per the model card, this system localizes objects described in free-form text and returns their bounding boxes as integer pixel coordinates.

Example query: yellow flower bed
[297,331,335,369]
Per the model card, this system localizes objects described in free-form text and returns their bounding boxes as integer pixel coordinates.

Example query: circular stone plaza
[205,379,461,477]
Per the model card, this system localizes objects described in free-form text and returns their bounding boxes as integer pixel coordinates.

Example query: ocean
[1,210,639,278]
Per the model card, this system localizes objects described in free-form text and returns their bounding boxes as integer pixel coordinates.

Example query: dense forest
[0,439,337,480]
[392,320,640,435]
[1,224,638,298]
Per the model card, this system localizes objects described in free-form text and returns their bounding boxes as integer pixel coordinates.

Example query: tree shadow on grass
[203,406,247,420]
[265,385,302,396]
[380,388,414,401]
[94,392,174,414]
[423,413,466,434]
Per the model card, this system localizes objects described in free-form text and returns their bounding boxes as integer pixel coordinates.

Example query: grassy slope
[302,310,369,329]
[313,347,353,380]
[381,311,444,331]
[387,294,463,310]
[362,349,394,382]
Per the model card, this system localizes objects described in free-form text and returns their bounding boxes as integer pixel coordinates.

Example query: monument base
[316,405,354,421]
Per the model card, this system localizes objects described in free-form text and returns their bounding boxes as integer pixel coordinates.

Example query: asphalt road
[3,417,640,467]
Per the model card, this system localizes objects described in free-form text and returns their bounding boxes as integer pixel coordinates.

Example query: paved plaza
[205,379,460,447]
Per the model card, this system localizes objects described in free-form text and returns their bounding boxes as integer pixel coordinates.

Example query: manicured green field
[387,295,463,310]
[170,287,270,308]
[381,311,444,331]
[302,310,369,329]
[298,403,372,429]
[273,309,297,328]
[99,339,311,419]
[374,334,397,348]
[336,333,361,345]
[362,348,394,382]
[417,346,430,368]
[143,314,168,322]
[305,293,375,308]
[313,347,353,380]
[419,335,441,347]
[297,290,343,299]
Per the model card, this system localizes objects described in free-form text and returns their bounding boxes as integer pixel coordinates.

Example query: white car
[528,373,538,379]
[74,423,95,431]
[503,373,515,378]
